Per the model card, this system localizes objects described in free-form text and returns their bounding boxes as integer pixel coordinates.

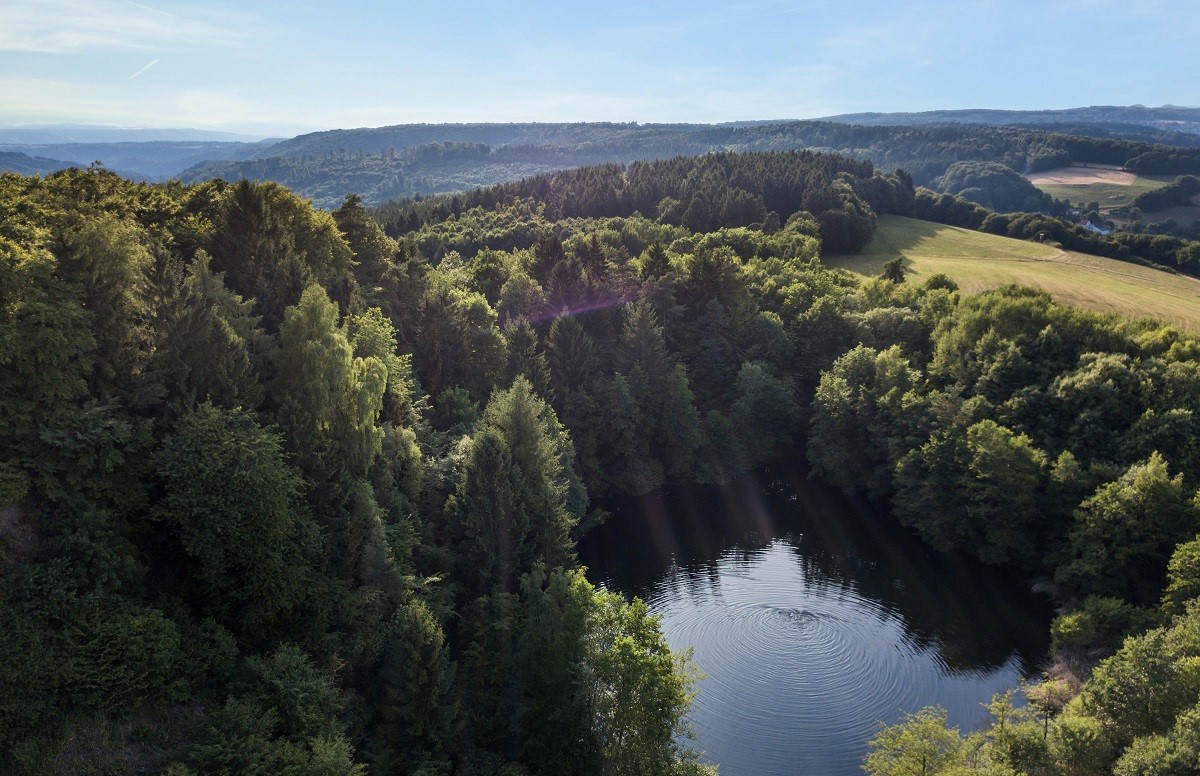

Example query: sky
[0,0,1195,137]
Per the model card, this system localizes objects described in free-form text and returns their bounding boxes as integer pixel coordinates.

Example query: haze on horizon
[0,0,1195,137]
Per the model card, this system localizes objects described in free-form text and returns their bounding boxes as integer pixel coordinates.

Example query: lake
[578,461,1054,776]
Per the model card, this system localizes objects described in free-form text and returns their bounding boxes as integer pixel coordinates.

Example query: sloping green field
[827,215,1200,333]
[1140,198,1200,228]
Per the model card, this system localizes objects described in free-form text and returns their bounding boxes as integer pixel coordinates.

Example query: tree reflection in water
[579,459,1053,776]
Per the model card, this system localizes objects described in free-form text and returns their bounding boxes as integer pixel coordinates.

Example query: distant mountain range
[2,106,1198,207]
[818,105,1200,134]
[0,124,270,144]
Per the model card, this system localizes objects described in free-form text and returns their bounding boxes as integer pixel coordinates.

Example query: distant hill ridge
[0,124,269,144]
[7,107,1200,200]
[0,150,78,176]
[820,105,1200,133]
[245,109,1200,161]
[181,119,1200,208]
[246,121,766,160]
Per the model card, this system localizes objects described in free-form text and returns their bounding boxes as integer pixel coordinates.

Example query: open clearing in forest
[1028,165,1136,186]
[1027,164,1173,210]
[826,215,1200,333]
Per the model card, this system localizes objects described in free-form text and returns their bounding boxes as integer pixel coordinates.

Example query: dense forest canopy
[375,151,895,257]
[377,151,1200,281]
[933,161,1062,215]
[3,146,1200,775]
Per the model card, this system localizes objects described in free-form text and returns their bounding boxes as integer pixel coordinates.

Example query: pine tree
[504,317,553,400]
[546,314,598,408]
[640,241,671,279]
[148,251,266,417]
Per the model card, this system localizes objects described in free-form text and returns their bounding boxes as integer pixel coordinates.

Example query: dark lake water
[578,461,1053,776]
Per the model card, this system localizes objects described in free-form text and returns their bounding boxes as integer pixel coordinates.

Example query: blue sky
[0,0,1194,136]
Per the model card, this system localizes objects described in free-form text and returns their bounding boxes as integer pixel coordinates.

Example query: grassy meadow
[828,215,1200,333]
[1139,198,1200,227]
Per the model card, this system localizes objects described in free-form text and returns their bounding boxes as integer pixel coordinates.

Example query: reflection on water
[578,460,1053,776]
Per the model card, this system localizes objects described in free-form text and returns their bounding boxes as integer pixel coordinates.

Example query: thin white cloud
[126,58,160,81]
[0,0,238,53]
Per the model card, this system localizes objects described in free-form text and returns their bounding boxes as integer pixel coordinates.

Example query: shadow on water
[579,458,1053,677]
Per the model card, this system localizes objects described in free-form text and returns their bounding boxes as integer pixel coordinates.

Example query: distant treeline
[1132,174,1200,212]
[176,121,1200,207]
[1005,120,1200,149]
[261,120,1200,181]
[179,142,598,209]
[820,104,1200,134]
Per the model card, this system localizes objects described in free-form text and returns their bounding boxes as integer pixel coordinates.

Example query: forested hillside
[4,149,1200,775]
[376,152,1200,282]
[933,161,1061,215]
[376,150,894,256]
[179,120,1200,207]
[180,143,592,208]
[820,105,1200,138]
[9,115,1200,207]
[0,149,78,176]
[0,140,276,180]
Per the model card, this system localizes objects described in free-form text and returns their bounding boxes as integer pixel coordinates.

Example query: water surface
[579,462,1053,776]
